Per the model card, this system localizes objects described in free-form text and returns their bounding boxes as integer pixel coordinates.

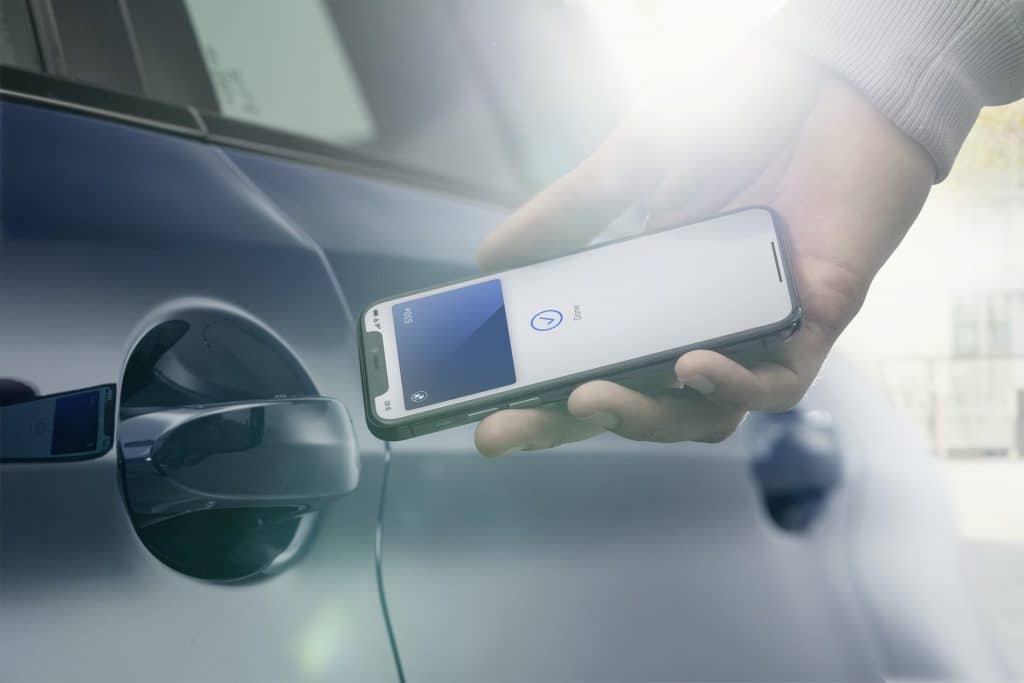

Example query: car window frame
[2,0,520,208]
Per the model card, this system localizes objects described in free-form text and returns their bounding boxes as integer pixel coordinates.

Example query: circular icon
[530,309,563,332]
[410,390,428,403]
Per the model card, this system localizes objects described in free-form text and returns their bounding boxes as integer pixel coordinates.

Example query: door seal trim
[0,65,517,208]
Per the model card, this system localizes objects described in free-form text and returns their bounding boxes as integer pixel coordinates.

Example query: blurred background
[840,96,1024,675]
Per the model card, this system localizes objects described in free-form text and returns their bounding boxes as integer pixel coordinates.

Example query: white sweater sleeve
[769,0,1024,180]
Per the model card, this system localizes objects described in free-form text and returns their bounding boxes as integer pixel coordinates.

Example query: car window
[0,0,41,71]
[175,0,523,195]
[4,0,619,201]
[51,0,143,93]
[122,0,219,111]
[183,0,374,147]
[127,1,623,200]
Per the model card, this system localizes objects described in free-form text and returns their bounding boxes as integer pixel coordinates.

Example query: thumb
[476,117,666,271]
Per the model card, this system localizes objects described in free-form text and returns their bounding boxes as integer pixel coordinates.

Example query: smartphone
[0,384,116,461]
[359,207,801,440]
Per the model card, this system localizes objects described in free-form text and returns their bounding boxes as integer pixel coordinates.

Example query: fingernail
[581,411,620,430]
[678,374,715,395]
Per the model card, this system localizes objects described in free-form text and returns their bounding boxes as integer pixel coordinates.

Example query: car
[0,1,1008,680]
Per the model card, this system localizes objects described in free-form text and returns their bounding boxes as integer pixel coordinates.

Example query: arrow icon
[530,309,564,332]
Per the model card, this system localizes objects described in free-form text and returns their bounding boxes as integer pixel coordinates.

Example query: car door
[0,2,398,681]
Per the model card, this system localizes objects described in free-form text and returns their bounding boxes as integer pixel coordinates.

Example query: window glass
[51,0,143,93]
[0,0,41,71]
[123,0,219,111]
[177,0,524,194]
[988,294,1013,356]
[184,0,374,147]
[953,298,981,357]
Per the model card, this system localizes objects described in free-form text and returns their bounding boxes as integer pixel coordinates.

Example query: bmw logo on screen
[410,390,428,403]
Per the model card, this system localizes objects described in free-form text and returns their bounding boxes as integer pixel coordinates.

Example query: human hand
[473,45,935,456]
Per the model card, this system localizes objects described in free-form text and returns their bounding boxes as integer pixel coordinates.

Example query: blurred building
[844,101,1024,459]
[944,291,1024,457]
[877,215,1024,459]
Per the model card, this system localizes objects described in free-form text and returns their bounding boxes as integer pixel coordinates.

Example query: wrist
[764,0,1024,182]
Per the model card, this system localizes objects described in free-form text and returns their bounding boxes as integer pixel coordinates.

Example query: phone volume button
[508,397,542,409]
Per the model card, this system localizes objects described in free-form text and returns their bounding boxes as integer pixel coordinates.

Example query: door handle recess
[119,397,358,527]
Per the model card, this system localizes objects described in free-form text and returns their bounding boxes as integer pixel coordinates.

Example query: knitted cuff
[767,0,1024,181]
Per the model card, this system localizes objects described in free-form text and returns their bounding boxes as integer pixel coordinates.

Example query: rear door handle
[747,410,842,532]
[119,397,358,527]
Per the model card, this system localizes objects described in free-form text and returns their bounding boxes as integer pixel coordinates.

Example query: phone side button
[467,407,500,421]
[722,339,761,356]
[508,397,542,409]
[539,388,571,402]
[411,415,464,436]
[411,422,436,437]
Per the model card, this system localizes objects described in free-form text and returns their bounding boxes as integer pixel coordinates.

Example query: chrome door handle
[119,397,358,527]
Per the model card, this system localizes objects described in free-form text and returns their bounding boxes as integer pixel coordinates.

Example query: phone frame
[359,206,802,441]
[0,383,117,462]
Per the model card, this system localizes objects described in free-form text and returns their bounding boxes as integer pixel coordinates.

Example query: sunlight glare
[569,1,786,105]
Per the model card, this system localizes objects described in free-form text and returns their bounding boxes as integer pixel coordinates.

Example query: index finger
[476,118,666,271]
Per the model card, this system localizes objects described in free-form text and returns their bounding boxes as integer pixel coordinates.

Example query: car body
[0,2,1007,681]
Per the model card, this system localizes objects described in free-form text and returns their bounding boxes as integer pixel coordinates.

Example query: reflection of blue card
[394,279,515,409]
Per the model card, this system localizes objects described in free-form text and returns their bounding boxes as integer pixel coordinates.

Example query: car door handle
[119,397,358,527]
[747,410,842,532]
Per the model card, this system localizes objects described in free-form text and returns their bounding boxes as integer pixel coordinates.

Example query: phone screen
[0,385,115,460]
[366,208,796,419]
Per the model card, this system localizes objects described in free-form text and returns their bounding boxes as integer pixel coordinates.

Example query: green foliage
[948,101,1024,188]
